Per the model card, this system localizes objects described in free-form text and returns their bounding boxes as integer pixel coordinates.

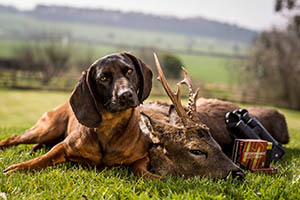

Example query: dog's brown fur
[0,52,159,178]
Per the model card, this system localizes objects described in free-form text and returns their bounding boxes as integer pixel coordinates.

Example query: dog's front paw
[3,163,27,175]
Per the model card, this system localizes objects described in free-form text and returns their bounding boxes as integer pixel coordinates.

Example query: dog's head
[70,52,153,128]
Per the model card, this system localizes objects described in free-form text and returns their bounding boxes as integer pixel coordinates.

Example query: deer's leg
[3,142,67,174]
[131,156,161,179]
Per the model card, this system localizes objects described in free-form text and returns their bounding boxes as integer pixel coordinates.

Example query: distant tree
[74,47,96,72]
[137,48,183,79]
[240,25,300,109]
[107,32,115,40]
[14,33,72,85]
[275,0,300,36]
[161,53,183,79]
[186,36,196,54]
[236,1,300,109]
[275,0,299,12]
[232,44,241,55]
[137,47,159,75]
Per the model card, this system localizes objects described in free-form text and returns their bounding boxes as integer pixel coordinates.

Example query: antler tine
[180,67,199,120]
[154,53,188,126]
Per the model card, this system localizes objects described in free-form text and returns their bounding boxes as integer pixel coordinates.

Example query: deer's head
[139,54,245,179]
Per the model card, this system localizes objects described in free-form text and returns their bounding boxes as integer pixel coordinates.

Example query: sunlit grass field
[0,89,300,199]
[178,54,240,84]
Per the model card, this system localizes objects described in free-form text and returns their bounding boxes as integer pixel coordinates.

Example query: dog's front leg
[3,142,67,174]
[131,156,161,179]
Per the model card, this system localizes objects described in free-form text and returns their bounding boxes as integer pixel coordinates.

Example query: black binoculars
[225,108,285,162]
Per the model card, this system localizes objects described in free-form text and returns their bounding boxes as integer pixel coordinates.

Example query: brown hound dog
[0,52,160,178]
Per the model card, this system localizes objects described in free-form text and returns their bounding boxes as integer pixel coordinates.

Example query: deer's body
[196,98,289,154]
[143,56,289,179]
[138,55,245,179]
[142,99,289,158]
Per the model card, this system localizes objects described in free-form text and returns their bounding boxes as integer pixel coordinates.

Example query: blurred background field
[0,4,248,105]
[1,1,299,109]
[0,1,300,199]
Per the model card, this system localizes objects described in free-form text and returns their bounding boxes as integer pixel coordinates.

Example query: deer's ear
[139,112,178,143]
[169,105,181,125]
[139,112,165,140]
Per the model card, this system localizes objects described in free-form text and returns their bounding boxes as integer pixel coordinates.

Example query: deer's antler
[154,53,210,132]
[154,53,189,126]
[180,67,200,122]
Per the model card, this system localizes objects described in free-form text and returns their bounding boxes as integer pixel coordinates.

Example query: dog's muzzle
[118,89,135,107]
[106,89,138,112]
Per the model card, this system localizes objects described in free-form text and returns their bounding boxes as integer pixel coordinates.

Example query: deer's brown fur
[142,98,289,158]
[196,98,289,155]
[138,54,245,179]
[138,54,288,179]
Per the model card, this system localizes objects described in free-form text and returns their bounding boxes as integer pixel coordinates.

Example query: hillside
[26,5,257,44]
[0,4,257,55]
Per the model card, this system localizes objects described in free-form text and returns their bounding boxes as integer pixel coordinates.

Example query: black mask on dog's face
[69,52,153,128]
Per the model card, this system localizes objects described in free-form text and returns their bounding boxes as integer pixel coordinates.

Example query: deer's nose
[230,169,245,181]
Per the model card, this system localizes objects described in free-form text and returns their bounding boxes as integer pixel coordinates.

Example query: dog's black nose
[118,89,134,105]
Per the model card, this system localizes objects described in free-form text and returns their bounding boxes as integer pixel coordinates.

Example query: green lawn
[179,54,241,84]
[0,89,300,199]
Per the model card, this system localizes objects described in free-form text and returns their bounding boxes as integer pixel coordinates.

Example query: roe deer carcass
[195,98,289,156]
[139,54,244,179]
[142,99,289,157]
[142,92,288,159]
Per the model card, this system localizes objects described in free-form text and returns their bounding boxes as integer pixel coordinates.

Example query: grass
[179,54,241,84]
[0,89,300,199]
[0,89,70,127]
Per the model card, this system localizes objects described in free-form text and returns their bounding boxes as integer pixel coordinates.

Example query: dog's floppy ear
[122,52,153,103]
[69,66,102,128]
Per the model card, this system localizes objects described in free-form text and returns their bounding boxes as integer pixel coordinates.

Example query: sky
[0,0,288,31]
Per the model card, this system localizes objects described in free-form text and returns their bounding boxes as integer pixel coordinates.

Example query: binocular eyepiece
[225,108,285,162]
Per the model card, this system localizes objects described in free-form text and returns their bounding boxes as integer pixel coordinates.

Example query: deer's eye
[189,150,208,158]
[197,129,205,138]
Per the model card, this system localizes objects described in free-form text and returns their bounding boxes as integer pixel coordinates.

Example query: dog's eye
[127,69,133,75]
[189,150,208,158]
[100,76,108,82]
